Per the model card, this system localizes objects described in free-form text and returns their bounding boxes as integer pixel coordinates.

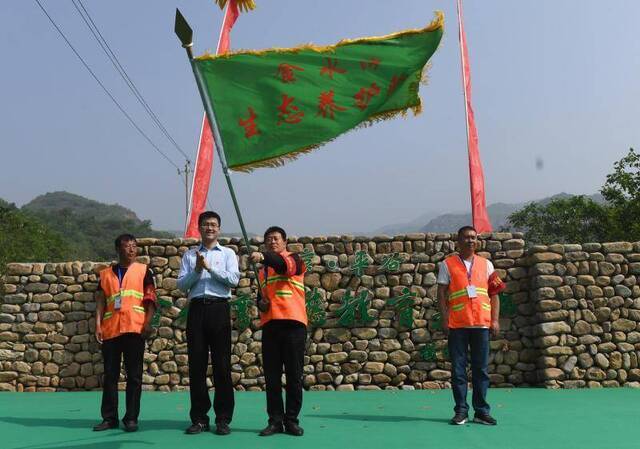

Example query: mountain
[372,211,440,235]
[420,201,525,233]
[23,191,140,222]
[420,193,605,233]
[21,191,173,261]
[369,193,605,235]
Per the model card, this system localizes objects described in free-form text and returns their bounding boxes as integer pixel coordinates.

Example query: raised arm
[263,252,306,276]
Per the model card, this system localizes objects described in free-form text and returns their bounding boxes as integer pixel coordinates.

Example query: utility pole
[177,160,192,228]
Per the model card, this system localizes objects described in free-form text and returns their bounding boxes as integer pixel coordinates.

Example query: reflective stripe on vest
[275,290,293,297]
[106,289,144,305]
[450,303,465,312]
[264,276,305,293]
[99,262,147,340]
[449,287,489,300]
[445,255,492,328]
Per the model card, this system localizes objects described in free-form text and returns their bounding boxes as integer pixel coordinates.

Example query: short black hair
[198,211,221,227]
[457,226,477,238]
[115,233,136,250]
[264,226,287,241]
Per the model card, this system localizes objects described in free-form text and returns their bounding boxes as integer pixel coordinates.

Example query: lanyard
[458,255,474,282]
[116,265,125,289]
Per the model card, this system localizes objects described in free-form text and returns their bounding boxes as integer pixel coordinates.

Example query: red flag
[185,1,240,238]
[457,0,492,233]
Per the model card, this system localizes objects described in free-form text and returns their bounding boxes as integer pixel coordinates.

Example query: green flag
[195,12,444,172]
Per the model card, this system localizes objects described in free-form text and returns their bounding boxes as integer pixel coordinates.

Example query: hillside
[0,197,69,272]
[23,191,141,223]
[20,191,173,261]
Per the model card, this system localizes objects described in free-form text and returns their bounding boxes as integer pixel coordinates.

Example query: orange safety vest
[445,254,492,329]
[259,251,307,326]
[99,262,148,340]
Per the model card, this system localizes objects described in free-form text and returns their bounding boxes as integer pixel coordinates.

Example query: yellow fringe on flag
[214,0,256,13]
[197,11,444,61]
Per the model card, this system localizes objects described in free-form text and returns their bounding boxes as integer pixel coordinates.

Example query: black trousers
[100,333,145,423]
[262,319,306,425]
[187,300,234,425]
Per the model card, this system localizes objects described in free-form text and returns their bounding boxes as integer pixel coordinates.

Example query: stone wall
[0,233,638,392]
[529,242,640,388]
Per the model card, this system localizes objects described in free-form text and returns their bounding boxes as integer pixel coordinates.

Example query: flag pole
[456,0,492,232]
[175,9,262,288]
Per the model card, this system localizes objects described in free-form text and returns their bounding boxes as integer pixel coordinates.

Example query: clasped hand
[195,251,210,272]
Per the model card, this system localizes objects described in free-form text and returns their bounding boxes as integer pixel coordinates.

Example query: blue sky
[1,1,638,234]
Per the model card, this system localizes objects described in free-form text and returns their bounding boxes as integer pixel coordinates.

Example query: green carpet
[1,389,637,449]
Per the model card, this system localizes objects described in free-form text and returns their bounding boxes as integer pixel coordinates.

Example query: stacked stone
[0,233,535,391]
[531,242,640,388]
[479,234,536,387]
[290,232,529,391]
[0,261,102,392]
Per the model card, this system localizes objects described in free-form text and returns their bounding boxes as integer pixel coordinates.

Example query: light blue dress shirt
[177,243,240,299]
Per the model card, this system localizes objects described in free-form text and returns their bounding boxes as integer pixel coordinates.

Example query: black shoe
[185,422,210,434]
[123,421,138,432]
[93,420,118,431]
[449,413,468,425]
[473,413,497,425]
[215,422,231,435]
[284,422,304,436]
[259,422,284,436]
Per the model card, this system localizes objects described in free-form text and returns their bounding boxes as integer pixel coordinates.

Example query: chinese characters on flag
[237,57,413,136]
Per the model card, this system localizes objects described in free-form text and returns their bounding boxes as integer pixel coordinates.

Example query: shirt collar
[199,242,222,252]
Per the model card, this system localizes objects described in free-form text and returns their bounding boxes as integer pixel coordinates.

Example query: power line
[34,0,181,170]
[71,0,191,162]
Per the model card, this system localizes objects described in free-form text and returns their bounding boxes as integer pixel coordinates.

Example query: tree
[0,205,69,273]
[508,195,610,244]
[508,148,640,244]
[601,148,640,240]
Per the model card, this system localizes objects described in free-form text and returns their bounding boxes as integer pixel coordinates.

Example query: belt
[191,295,229,305]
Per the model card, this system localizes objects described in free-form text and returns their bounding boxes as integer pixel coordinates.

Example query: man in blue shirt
[178,211,240,436]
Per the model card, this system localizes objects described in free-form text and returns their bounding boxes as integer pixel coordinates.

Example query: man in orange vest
[93,234,157,432]
[437,226,505,426]
[250,226,307,437]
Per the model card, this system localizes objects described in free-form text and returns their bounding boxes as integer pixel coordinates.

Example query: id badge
[467,285,478,299]
[114,291,122,310]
